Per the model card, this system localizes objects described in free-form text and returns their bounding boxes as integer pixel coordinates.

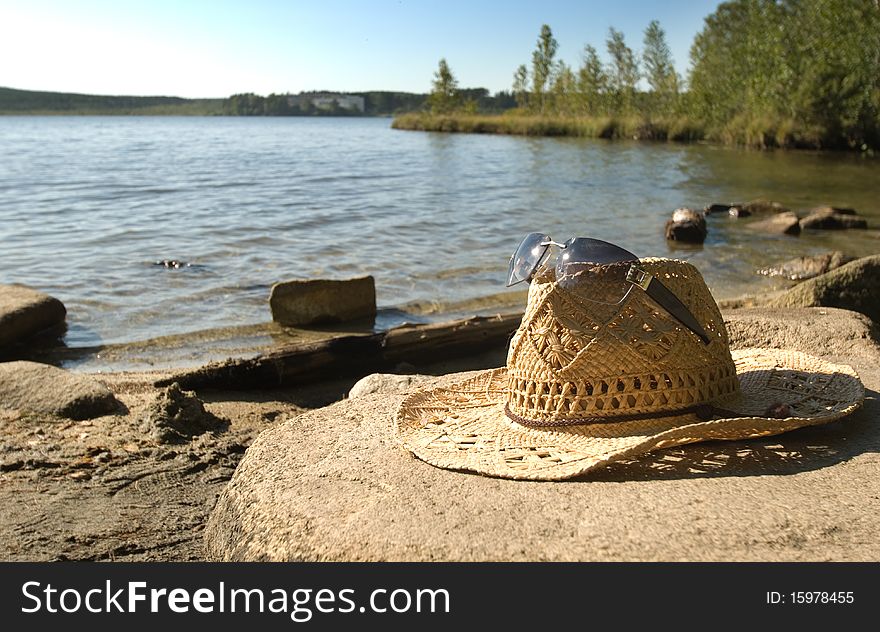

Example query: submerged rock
[741,200,791,215]
[154,260,191,269]
[799,207,867,230]
[664,208,707,243]
[140,383,227,444]
[745,211,801,236]
[0,284,66,349]
[769,255,880,322]
[704,203,738,215]
[0,361,118,420]
[757,251,854,281]
[269,276,377,326]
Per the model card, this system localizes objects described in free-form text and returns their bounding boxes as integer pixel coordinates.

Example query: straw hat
[395,258,864,480]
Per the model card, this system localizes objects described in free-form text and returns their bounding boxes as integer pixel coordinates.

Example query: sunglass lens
[506,232,550,286]
[555,237,639,304]
[557,237,638,267]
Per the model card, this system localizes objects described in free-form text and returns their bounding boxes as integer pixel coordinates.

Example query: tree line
[424,0,880,149]
[224,89,514,116]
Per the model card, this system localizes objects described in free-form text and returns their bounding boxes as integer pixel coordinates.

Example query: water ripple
[1,116,878,350]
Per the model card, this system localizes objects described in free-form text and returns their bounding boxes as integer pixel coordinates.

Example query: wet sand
[0,349,506,561]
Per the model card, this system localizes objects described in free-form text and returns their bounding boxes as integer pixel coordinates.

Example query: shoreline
[11,286,777,374]
[391,112,878,153]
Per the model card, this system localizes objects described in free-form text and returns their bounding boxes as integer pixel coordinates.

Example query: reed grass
[392,111,841,149]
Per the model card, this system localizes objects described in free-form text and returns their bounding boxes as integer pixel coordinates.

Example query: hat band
[501,401,784,427]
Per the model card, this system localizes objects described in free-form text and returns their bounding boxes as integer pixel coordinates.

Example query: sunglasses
[506,233,711,345]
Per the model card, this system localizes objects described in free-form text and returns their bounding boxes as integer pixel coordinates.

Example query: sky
[0,0,723,98]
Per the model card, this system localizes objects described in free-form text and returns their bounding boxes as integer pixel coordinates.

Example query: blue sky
[0,0,722,98]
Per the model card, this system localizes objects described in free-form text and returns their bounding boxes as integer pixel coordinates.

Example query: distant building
[287,93,365,113]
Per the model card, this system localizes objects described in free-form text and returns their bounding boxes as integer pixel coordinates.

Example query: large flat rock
[205,308,880,561]
[0,284,66,348]
[0,361,119,420]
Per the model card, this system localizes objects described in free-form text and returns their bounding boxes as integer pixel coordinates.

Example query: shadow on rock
[585,388,879,482]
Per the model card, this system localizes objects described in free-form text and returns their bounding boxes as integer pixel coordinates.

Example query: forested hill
[0,86,448,116]
[0,86,226,114]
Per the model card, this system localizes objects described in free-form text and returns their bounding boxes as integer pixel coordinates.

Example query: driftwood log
[154,313,522,391]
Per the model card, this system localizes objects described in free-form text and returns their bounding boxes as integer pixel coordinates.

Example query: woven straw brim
[395,348,864,481]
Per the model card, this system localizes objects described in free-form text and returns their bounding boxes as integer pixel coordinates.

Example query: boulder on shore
[269,276,377,326]
[0,284,66,349]
[348,373,432,399]
[664,208,707,243]
[0,361,118,420]
[744,211,801,236]
[799,206,867,230]
[757,251,853,281]
[203,307,880,561]
[769,255,880,322]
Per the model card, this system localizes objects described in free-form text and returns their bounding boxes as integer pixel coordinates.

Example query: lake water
[1,116,878,356]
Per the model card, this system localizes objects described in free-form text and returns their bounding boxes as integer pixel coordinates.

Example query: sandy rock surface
[205,307,880,562]
[0,369,356,561]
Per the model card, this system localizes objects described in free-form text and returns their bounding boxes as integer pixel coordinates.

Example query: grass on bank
[392,111,842,150]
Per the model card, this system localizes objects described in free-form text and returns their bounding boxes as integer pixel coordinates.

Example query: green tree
[606,27,640,113]
[512,64,530,109]
[550,61,576,114]
[642,20,679,116]
[688,1,788,129]
[428,58,462,114]
[264,93,291,115]
[577,44,608,115]
[530,24,558,113]
[784,0,880,147]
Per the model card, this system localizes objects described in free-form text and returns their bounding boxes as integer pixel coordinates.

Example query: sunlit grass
[392,112,708,142]
[392,111,848,149]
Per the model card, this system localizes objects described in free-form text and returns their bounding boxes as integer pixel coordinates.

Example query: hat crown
[505,258,739,424]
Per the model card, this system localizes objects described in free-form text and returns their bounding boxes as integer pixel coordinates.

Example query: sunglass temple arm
[627,265,712,345]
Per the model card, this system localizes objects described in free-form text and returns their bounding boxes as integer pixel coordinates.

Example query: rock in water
[799,207,867,230]
[744,211,801,236]
[704,203,739,215]
[0,284,66,349]
[664,208,707,243]
[0,361,118,420]
[727,206,751,218]
[269,276,377,326]
[141,383,228,444]
[757,251,853,281]
[741,200,791,215]
[769,255,880,322]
